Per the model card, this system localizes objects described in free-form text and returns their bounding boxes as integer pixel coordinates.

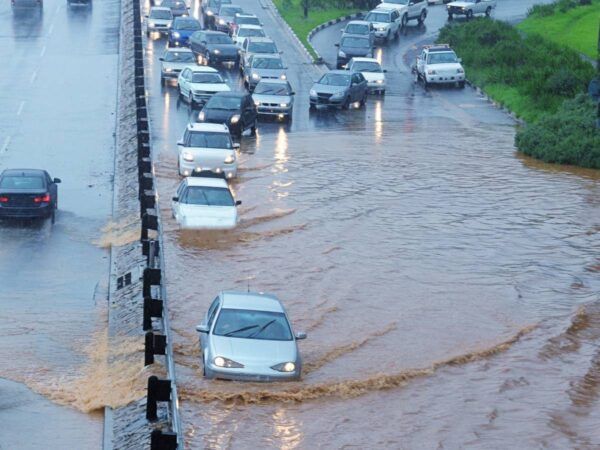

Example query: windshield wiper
[224,324,259,336]
[249,319,275,338]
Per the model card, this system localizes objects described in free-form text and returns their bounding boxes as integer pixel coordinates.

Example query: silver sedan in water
[196,291,306,381]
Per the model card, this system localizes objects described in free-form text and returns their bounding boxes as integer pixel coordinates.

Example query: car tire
[401,14,408,28]
[160,76,165,86]
[178,86,184,101]
[448,13,453,20]
[458,81,465,89]
[418,10,426,24]
[466,10,473,20]
[342,96,350,110]
[250,120,257,136]
[309,103,316,111]
[485,6,492,17]
[204,51,210,66]
[50,209,55,224]
[188,92,195,108]
[385,30,391,43]
[360,94,367,108]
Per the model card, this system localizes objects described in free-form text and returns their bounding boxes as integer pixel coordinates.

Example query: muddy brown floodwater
[152,99,600,448]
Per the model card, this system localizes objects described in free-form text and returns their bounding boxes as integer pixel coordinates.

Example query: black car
[335,35,374,69]
[0,169,61,223]
[190,30,239,66]
[202,0,231,29]
[197,92,257,137]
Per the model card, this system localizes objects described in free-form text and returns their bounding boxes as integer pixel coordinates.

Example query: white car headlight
[230,114,240,124]
[182,151,194,162]
[309,89,317,97]
[376,79,384,84]
[457,67,464,74]
[280,102,288,107]
[251,73,260,80]
[214,356,244,368]
[254,99,260,106]
[338,50,346,58]
[173,31,180,38]
[218,19,226,24]
[165,67,172,72]
[198,111,206,121]
[224,154,235,164]
[149,22,156,27]
[427,69,436,75]
[280,74,287,80]
[271,362,296,372]
[377,26,387,31]
[206,10,213,15]
[212,49,221,54]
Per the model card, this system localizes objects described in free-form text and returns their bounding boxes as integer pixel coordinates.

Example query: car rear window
[0,176,44,189]
[187,131,232,148]
[183,186,234,206]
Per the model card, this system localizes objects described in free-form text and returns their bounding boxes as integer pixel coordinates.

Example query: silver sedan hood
[211,335,297,364]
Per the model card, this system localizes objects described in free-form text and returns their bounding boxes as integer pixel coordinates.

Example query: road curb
[464,79,525,125]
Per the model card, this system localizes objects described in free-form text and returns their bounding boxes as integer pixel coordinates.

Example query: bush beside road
[518,0,600,59]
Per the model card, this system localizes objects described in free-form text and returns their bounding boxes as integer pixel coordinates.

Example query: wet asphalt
[0,0,119,447]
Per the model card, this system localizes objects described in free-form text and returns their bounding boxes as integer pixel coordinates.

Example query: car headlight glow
[309,89,316,97]
[149,22,156,27]
[280,74,287,80]
[271,362,296,373]
[224,154,235,164]
[280,103,288,107]
[230,114,240,124]
[182,151,194,162]
[338,50,346,58]
[219,19,226,24]
[427,69,436,75]
[206,10,213,15]
[376,79,384,84]
[165,67,172,72]
[254,99,260,106]
[377,26,386,31]
[173,32,180,38]
[214,356,244,368]
[251,73,260,80]
[198,111,206,121]
[457,67,464,74]
[213,49,221,54]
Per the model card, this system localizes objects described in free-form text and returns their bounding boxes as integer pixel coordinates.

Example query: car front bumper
[310,94,346,107]
[205,363,300,381]
[161,69,181,79]
[256,105,292,117]
[168,37,190,47]
[373,29,390,39]
[425,73,465,84]
[147,25,170,33]
[367,81,386,92]
[178,158,237,178]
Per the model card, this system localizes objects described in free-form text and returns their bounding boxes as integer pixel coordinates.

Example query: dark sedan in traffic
[0,169,61,223]
[197,92,257,137]
[309,70,368,110]
[190,30,239,66]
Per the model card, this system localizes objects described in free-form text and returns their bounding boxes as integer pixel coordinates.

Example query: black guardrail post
[150,429,178,450]
[146,376,172,421]
[142,267,161,297]
[145,331,167,365]
[141,210,158,240]
[143,296,164,331]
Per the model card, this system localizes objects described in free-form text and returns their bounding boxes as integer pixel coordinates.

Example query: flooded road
[144,1,600,448]
[0,0,119,445]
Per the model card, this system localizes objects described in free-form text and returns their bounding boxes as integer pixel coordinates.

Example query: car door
[417,49,426,75]
[241,95,255,128]
[45,172,58,206]
[201,296,221,352]
[391,10,400,33]
[173,182,187,219]
[179,68,190,94]
[357,72,367,97]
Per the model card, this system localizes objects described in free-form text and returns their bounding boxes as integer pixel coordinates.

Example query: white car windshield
[219,6,242,16]
[191,73,224,83]
[150,10,172,19]
[353,61,382,72]
[175,19,200,30]
[186,131,232,148]
[254,82,290,95]
[239,28,264,37]
[365,12,390,23]
[318,73,351,86]
[345,24,368,34]
[236,16,260,25]
[182,186,234,206]
[213,308,293,340]
[248,42,277,53]
[382,0,408,4]
[164,51,195,62]
[427,51,458,64]
[252,57,283,69]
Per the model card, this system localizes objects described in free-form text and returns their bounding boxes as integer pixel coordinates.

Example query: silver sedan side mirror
[295,331,307,340]
[196,323,210,333]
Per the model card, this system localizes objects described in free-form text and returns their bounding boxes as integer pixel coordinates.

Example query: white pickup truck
[446,0,496,20]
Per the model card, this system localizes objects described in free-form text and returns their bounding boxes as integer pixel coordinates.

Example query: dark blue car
[0,169,61,223]
[168,17,202,47]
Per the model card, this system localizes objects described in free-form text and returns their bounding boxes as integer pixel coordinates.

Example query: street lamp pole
[303,0,308,19]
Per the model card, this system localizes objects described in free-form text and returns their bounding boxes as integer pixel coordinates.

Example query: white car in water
[447,0,496,20]
[160,47,198,84]
[177,66,231,107]
[145,7,173,35]
[346,57,387,94]
[177,122,239,178]
[231,24,266,47]
[171,172,240,230]
[414,44,465,88]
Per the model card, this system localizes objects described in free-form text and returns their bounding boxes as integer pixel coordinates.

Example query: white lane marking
[16,101,25,116]
[1,136,11,153]
[48,23,55,36]
[40,45,46,57]
[30,71,37,84]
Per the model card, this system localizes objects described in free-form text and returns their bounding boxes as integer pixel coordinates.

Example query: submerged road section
[0,0,119,447]
[143,0,600,448]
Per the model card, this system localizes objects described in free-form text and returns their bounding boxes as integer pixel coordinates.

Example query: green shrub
[516,95,600,168]
[528,3,555,16]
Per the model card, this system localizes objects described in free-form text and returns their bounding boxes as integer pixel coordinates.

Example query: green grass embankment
[272,0,355,60]
[518,0,600,59]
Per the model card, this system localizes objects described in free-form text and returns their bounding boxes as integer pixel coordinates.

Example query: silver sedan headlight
[224,154,235,164]
[309,89,317,97]
[338,50,346,58]
[271,362,296,372]
[218,19,226,25]
[182,151,194,162]
[214,356,244,368]
[251,72,260,80]
[172,31,181,38]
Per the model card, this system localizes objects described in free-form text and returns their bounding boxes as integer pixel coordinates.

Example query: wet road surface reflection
[145,1,600,448]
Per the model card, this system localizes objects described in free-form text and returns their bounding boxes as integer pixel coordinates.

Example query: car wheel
[309,103,316,111]
[485,6,492,17]
[204,52,210,65]
[360,93,367,108]
[51,209,55,224]
[178,86,184,101]
[385,30,391,43]
[401,14,408,28]
[448,13,453,20]
[342,96,350,110]
[188,91,195,108]
[250,119,257,136]
[418,10,426,24]
[466,9,473,20]
[458,81,465,89]
[160,76,165,86]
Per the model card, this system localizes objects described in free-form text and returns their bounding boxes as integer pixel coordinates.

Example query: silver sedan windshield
[213,308,293,341]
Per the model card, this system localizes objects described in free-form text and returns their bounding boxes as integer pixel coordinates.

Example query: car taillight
[0,196,8,203]
[34,194,50,203]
